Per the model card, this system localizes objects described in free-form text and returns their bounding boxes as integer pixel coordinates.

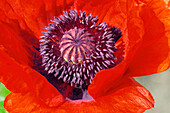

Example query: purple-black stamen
[39,9,122,89]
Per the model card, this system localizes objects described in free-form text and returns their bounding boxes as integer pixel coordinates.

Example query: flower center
[60,27,95,63]
[39,10,122,89]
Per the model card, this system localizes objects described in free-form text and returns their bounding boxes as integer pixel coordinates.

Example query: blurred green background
[0,69,169,113]
[0,83,10,113]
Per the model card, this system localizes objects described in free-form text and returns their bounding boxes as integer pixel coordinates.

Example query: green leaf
[0,83,10,113]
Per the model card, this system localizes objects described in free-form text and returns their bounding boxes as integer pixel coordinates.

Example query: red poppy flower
[0,0,169,112]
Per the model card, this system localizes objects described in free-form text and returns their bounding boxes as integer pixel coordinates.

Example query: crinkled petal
[0,24,38,66]
[0,8,41,66]
[126,0,170,77]
[88,60,126,99]
[0,0,75,37]
[4,93,66,113]
[54,78,154,113]
[0,49,65,107]
[4,78,154,113]
[0,13,64,106]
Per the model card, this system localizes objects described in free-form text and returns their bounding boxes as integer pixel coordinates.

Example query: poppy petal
[0,21,39,65]
[63,78,154,112]
[126,0,170,77]
[4,93,66,113]
[0,0,75,37]
[0,9,49,87]
[0,16,63,104]
[4,78,154,113]
[88,61,126,99]
[0,49,65,107]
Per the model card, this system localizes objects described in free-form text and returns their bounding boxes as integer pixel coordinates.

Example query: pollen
[39,10,122,89]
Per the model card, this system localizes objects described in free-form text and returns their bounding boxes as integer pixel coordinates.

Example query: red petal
[0,49,64,107]
[0,23,38,65]
[0,7,41,66]
[0,12,63,106]
[0,0,75,37]
[88,61,126,98]
[4,93,66,113]
[126,0,170,77]
[58,78,154,112]
[4,78,154,113]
